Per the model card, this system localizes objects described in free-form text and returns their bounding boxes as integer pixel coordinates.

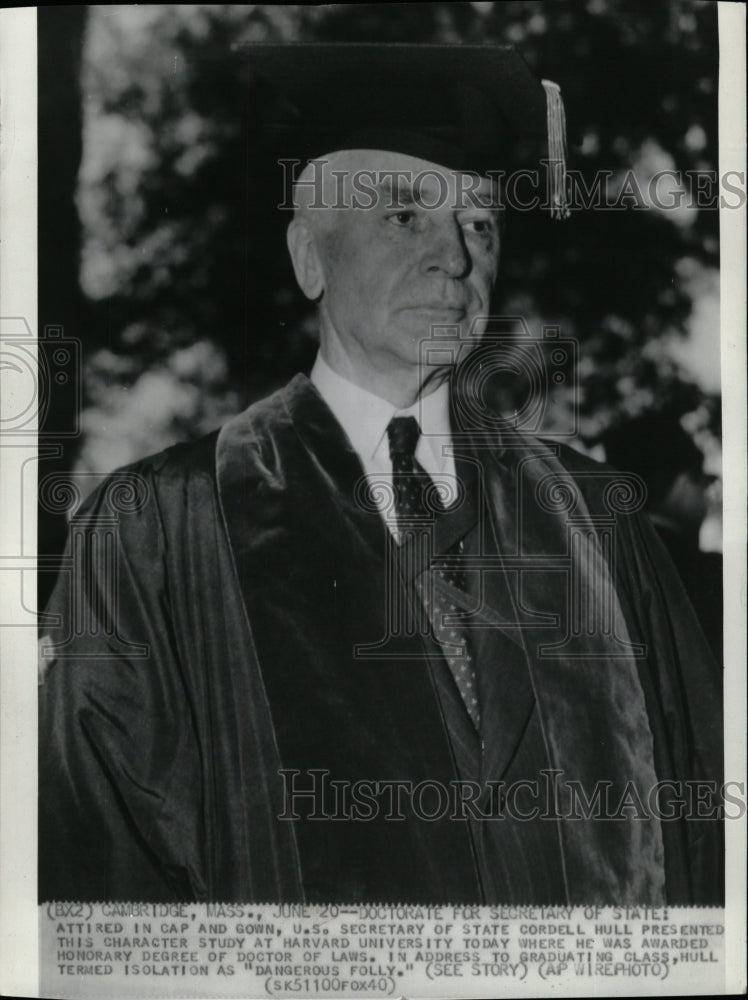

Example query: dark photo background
[38,1,723,610]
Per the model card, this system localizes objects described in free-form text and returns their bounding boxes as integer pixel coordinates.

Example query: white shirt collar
[310,352,454,479]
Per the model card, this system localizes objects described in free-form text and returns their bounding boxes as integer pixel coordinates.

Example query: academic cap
[243,43,570,218]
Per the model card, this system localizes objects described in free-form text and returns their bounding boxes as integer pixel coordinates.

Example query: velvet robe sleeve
[549,442,724,904]
[38,457,204,902]
[38,436,303,903]
[609,499,724,904]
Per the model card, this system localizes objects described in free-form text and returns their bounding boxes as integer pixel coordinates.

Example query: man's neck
[319,342,447,409]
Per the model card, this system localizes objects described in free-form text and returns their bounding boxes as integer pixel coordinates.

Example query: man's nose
[421,218,471,279]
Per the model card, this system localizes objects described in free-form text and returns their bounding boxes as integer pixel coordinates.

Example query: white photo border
[0,3,745,997]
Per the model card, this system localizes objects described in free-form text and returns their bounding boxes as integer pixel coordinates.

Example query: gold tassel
[542,79,571,220]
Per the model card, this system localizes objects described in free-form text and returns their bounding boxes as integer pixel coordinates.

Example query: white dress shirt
[310,353,457,534]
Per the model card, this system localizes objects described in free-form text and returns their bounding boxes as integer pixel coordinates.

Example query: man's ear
[286,217,325,301]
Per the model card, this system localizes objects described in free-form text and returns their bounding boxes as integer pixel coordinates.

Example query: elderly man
[39,44,722,905]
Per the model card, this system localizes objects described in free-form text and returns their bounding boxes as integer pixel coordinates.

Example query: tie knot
[387,416,421,461]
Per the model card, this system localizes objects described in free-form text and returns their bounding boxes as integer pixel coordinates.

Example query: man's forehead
[329,149,493,181]
[295,149,498,211]
[377,167,496,206]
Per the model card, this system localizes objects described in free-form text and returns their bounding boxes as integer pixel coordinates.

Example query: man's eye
[462,218,492,235]
[387,211,415,226]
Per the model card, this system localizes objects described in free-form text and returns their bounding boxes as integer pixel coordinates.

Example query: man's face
[296,151,500,392]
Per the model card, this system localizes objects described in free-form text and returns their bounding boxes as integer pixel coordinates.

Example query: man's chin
[397,314,480,349]
[397,307,471,334]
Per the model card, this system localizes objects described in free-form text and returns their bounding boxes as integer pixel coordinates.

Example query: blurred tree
[57,3,723,482]
[37,5,88,591]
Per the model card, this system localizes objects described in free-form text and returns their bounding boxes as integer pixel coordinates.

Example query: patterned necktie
[387,416,480,729]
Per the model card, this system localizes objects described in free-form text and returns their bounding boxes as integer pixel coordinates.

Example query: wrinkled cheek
[473,265,498,311]
[331,275,380,334]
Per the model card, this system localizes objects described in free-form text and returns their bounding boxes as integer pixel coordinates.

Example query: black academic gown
[38,375,723,904]
[649,519,723,664]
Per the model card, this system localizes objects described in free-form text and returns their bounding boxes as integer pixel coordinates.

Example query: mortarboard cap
[242,43,570,218]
